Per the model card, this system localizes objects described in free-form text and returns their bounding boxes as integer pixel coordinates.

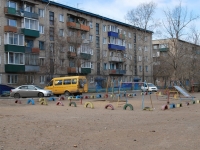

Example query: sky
[53,0,200,40]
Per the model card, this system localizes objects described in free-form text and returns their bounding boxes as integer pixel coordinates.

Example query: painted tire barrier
[84,102,94,109]
[68,96,73,100]
[169,103,175,109]
[176,103,182,107]
[56,101,64,106]
[59,96,65,100]
[123,104,133,110]
[27,99,35,105]
[69,102,77,107]
[143,107,153,111]
[96,94,102,98]
[39,98,48,105]
[90,95,95,99]
[76,95,81,99]
[104,94,108,98]
[186,102,190,106]
[105,104,114,110]
[161,105,168,110]
[191,101,195,104]
[48,97,55,101]
[196,100,200,103]
[84,96,88,99]
[15,100,21,104]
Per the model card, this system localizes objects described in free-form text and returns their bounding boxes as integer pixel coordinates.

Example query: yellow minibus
[44,76,88,96]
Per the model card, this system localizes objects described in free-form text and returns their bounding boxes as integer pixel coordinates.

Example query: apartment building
[0,0,153,89]
[152,39,200,88]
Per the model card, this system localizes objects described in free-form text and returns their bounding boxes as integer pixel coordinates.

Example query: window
[7,1,16,9]
[55,80,63,85]
[81,61,91,68]
[89,35,93,41]
[103,50,107,57]
[91,62,94,69]
[90,77,94,83]
[8,19,17,27]
[90,49,93,55]
[69,46,75,52]
[38,9,44,17]
[96,36,99,48]
[40,76,45,84]
[39,58,44,66]
[6,52,24,64]
[39,41,45,50]
[108,25,118,32]
[130,77,132,82]
[39,25,44,34]
[24,4,33,13]
[49,27,54,41]
[144,36,147,42]
[103,63,107,70]
[110,52,113,57]
[124,31,126,36]
[64,79,71,85]
[60,59,64,67]
[24,18,39,30]
[96,23,99,35]
[138,47,142,51]
[4,33,24,46]
[139,66,142,72]
[103,37,107,44]
[49,11,54,25]
[25,75,34,84]
[81,33,86,39]
[7,75,18,84]
[103,25,106,32]
[145,56,148,62]
[128,32,131,38]
[128,43,132,49]
[25,54,38,65]
[145,46,148,51]
[72,79,77,84]
[59,29,64,37]
[145,66,148,72]
[138,56,142,61]
[89,22,93,28]
[59,14,64,22]
[153,45,158,49]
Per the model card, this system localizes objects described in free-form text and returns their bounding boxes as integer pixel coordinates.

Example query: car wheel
[64,91,70,96]
[38,92,44,98]
[14,93,20,99]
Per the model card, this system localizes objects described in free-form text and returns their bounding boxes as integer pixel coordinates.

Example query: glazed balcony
[5,45,25,53]
[67,67,77,73]
[4,26,17,33]
[159,48,169,52]
[108,31,118,38]
[21,29,40,38]
[109,69,126,75]
[24,11,38,19]
[25,65,40,72]
[109,57,125,62]
[5,64,25,73]
[4,7,24,17]
[67,51,77,58]
[118,34,126,40]
[80,53,91,59]
[67,22,90,31]
[108,44,125,51]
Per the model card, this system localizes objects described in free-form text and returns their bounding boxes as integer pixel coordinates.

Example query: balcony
[109,69,126,75]
[5,45,25,53]
[4,26,17,33]
[108,31,118,38]
[108,44,125,51]
[4,7,24,17]
[32,47,40,53]
[67,37,82,44]
[81,68,91,74]
[109,57,125,62]
[24,11,38,19]
[25,47,31,53]
[25,65,40,72]
[5,64,25,73]
[67,22,90,31]
[80,53,91,59]
[67,52,77,58]
[21,29,40,38]
[159,48,169,52]
[67,67,77,73]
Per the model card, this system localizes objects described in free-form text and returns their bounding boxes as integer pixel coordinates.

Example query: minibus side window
[72,79,77,84]
[55,80,63,86]
[79,79,84,88]
[49,80,53,86]
[64,79,71,85]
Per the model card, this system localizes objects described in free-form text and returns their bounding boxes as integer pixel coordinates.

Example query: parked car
[10,85,53,98]
[141,83,158,92]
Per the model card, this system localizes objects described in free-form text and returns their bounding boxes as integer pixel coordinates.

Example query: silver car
[10,85,53,98]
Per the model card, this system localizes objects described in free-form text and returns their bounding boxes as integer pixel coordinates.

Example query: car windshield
[34,85,43,89]
[148,83,155,87]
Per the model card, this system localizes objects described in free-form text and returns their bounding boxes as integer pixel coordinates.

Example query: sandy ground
[0,92,200,150]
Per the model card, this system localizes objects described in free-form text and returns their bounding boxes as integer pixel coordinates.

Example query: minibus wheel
[64,91,70,96]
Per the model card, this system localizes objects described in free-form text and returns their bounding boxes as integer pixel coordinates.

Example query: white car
[141,83,158,92]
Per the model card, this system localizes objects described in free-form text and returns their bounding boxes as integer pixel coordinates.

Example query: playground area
[1,89,200,150]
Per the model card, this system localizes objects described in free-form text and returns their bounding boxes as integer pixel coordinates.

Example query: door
[27,85,38,97]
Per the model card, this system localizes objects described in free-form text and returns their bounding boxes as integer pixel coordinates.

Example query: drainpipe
[44,0,50,57]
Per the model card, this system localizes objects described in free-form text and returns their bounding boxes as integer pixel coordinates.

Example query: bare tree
[126,1,157,82]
